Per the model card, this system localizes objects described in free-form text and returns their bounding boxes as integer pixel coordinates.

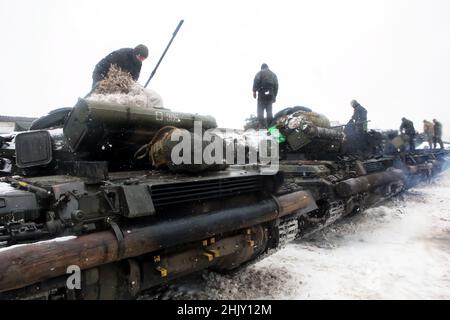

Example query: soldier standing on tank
[350,100,368,133]
[400,117,416,151]
[433,119,444,149]
[422,120,434,149]
[252,63,279,128]
[92,44,149,89]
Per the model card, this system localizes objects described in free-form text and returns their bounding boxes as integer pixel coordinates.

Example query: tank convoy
[0,99,448,300]
[256,106,449,237]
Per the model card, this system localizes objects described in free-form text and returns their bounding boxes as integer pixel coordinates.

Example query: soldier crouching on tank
[92,44,149,89]
[400,117,416,151]
[252,63,279,128]
[350,100,368,134]
[342,100,368,155]
[433,118,444,149]
[423,120,434,149]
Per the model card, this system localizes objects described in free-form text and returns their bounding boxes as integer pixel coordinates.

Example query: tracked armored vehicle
[260,106,449,237]
[0,101,447,300]
[0,99,317,299]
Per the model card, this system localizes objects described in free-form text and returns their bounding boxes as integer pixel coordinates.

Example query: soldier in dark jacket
[400,117,416,151]
[350,100,368,133]
[92,44,149,88]
[433,118,444,149]
[252,63,279,128]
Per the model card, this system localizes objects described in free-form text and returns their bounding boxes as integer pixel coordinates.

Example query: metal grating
[150,176,262,207]
[363,161,384,173]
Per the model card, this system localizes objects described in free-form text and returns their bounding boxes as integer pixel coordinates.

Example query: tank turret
[255,107,344,159]
[0,96,314,300]
[4,98,218,176]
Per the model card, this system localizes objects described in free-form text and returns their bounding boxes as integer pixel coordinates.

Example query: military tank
[0,100,447,300]
[0,98,317,299]
[257,106,449,238]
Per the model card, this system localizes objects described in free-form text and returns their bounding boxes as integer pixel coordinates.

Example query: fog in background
[1,0,449,139]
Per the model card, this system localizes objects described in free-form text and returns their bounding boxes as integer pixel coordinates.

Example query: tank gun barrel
[63,98,216,154]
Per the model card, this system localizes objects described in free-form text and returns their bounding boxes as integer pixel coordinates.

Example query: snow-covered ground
[152,168,450,300]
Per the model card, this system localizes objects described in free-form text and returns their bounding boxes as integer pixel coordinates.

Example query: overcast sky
[1,0,449,139]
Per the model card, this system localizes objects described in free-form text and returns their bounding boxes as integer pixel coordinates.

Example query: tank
[0,101,448,300]
[249,106,449,238]
[245,107,345,159]
[0,98,317,299]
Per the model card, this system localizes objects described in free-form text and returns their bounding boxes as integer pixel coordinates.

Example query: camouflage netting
[147,126,228,173]
[94,65,136,94]
[87,65,164,109]
[276,110,330,130]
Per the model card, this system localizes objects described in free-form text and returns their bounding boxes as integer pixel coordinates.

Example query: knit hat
[134,44,149,58]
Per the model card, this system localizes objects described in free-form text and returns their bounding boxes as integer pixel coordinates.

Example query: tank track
[236,217,300,268]
[278,218,299,248]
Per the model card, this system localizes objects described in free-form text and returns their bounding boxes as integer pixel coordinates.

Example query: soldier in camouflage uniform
[400,117,416,151]
[433,119,444,149]
[422,120,434,149]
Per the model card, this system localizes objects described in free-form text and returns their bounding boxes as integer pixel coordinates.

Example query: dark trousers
[257,98,273,128]
[356,121,368,133]
[434,136,444,149]
[407,134,416,151]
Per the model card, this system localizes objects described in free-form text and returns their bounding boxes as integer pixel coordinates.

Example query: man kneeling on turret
[92,44,149,89]
[88,45,164,109]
